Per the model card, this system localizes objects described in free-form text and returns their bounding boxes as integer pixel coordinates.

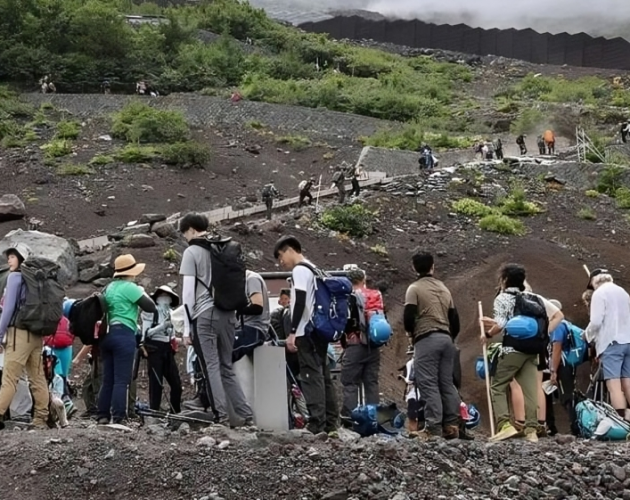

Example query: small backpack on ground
[68,292,108,345]
[575,398,630,440]
[189,237,249,312]
[561,320,588,367]
[297,262,352,343]
[14,257,64,336]
[351,403,402,437]
[360,288,392,347]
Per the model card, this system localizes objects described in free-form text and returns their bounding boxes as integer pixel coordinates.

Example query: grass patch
[0,86,34,118]
[114,144,158,163]
[585,189,600,198]
[40,139,72,159]
[56,164,95,176]
[597,165,626,195]
[498,187,542,216]
[161,141,211,168]
[89,154,115,166]
[275,134,312,151]
[479,214,525,235]
[111,102,188,144]
[361,123,479,151]
[320,203,374,238]
[246,120,266,130]
[55,120,81,140]
[501,73,613,105]
[577,207,597,220]
[163,248,178,262]
[452,198,497,217]
[370,244,389,257]
[615,187,630,209]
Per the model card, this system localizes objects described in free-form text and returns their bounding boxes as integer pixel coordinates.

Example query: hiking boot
[97,417,110,425]
[243,417,254,427]
[489,422,520,441]
[524,429,539,443]
[183,398,205,412]
[442,425,460,440]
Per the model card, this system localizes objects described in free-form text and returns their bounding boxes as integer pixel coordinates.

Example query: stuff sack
[297,262,351,343]
[505,315,538,339]
[232,326,267,363]
[576,399,630,441]
[562,320,588,367]
[298,180,307,191]
[368,313,392,347]
[68,293,108,345]
[15,257,64,336]
[475,343,501,380]
[503,292,549,355]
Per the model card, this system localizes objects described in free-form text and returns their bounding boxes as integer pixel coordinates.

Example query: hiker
[544,130,556,155]
[233,270,271,363]
[141,286,182,414]
[43,315,74,379]
[270,288,291,338]
[494,138,504,160]
[274,235,339,434]
[331,166,346,204]
[298,177,317,208]
[102,80,111,94]
[481,264,563,442]
[399,353,424,434]
[340,268,381,419]
[346,164,364,198]
[536,135,545,155]
[43,347,74,428]
[0,244,50,428]
[261,181,279,220]
[584,269,630,419]
[97,255,156,425]
[179,213,254,426]
[418,145,435,170]
[403,251,462,439]
[516,134,527,155]
[620,122,630,143]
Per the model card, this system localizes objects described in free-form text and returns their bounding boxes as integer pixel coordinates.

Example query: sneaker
[182,398,205,411]
[489,422,520,441]
[524,428,539,442]
[97,417,110,425]
[243,417,254,427]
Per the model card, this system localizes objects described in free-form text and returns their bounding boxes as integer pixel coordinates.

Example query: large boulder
[0,229,78,286]
[0,195,26,222]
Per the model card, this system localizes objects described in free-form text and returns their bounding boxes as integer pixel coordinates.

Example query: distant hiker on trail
[232,270,271,363]
[418,144,435,171]
[331,166,346,204]
[102,80,111,94]
[484,141,494,160]
[620,122,630,143]
[39,75,56,94]
[98,255,156,425]
[261,181,279,220]
[0,244,50,428]
[141,286,182,414]
[584,270,630,420]
[536,135,546,155]
[543,130,556,155]
[516,134,527,155]
[346,164,364,198]
[179,213,254,427]
[274,235,339,434]
[403,251,462,440]
[494,138,504,160]
[298,177,317,208]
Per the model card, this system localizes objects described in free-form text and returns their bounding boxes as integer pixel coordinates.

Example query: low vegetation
[362,124,479,151]
[275,135,312,151]
[479,214,526,235]
[161,141,211,168]
[114,144,158,163]
[89,154,115,166]
[615,187,630,209]
[597,165,627,196]
[111,102,189,144]
[498,186,543,216]
[585,189,600,198]
[40,139,72,159]
[56,164,94,176]
[320,203,374,238]
[163,248,178,262]
[55,120,81,140]
[370,244,389,257]
[452,198,496,218]
[577,207,597,220]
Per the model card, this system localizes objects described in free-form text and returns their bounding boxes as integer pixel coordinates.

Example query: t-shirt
[104,280,144,332]
[179,244,213,319]
[291,260,316,337]
[404,277,454,342]
[550,321,572,350]
[243,271,270,333]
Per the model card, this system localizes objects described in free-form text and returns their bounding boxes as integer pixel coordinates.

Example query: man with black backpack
[331,166,346,204]
[179,213,253,427]
[261,181,279,220]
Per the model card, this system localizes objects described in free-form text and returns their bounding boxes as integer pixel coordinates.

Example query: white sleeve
[292,265,312,292]
[182,275,196,338]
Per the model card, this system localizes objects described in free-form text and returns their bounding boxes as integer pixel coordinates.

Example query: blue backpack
[368,313,392,347]
[561,321,588,367]
[351,404,401,437]
[297,262,352,343]
[576,399,630,440]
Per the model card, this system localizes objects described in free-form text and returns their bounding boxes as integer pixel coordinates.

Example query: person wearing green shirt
[97,254,156,425]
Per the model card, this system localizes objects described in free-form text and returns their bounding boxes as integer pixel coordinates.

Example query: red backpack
[44,316,74,349]
[361,287,384,319]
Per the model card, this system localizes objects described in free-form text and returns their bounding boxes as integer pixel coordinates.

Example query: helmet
[465,404,481,429]
[63,298,76,319]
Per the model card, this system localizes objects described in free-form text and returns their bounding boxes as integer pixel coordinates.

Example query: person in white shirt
[585,270,630,417]
[273,235,338,434]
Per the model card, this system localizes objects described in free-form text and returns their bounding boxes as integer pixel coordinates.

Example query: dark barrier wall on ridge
[299,16,630,70]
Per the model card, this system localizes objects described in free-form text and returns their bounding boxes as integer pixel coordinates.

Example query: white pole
[315,174,323,211]
[478,301,495,437]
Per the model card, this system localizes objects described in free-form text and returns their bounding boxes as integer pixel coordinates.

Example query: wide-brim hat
[587,268,607,290]
[151,285,180,308]
[113,254,145,278]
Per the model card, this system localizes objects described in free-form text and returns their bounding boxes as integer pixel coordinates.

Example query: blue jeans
[97,324,136,422]
[53,346,72,378]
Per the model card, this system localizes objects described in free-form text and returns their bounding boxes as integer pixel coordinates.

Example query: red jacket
[44,317,74,349]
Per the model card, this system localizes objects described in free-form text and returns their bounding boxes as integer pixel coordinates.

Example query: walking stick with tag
[479,301,496,437]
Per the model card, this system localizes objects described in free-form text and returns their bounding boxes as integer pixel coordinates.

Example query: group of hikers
[515,130,556,156]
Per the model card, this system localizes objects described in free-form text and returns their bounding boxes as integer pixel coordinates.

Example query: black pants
[519,144,527,155]
[265,198,273,220]
[296,335,338,433]
[298,190,313,207]
[544,363,577,435]
[336,185,346,204]
[146,340,182,413]
[495,148,504,160]
[350,179,360,197]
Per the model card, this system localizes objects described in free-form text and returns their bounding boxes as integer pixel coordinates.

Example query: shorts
[601,342,630,380]
[407,398,425,421]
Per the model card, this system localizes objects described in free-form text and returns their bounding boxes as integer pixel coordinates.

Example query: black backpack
[14,257,64,336]
[68,292,108,345]
[503,291,549,355]
[190,237,248,312]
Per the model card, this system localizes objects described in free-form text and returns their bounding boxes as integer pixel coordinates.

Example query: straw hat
[151,285,180,308]
[113,254,145,278]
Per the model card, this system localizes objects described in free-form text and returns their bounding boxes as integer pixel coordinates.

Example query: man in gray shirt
[179,213,253,426]
[233,270,271,362]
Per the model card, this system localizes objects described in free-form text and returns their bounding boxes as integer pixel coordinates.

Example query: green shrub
[111,102,188,144]
[509,108,545,136]
[577,207,596,220]
[276,135,312,151]
[499,187,542,216]
[506,73,610,105]
[163,248,178,262]
[55,120,81,140]
[585,189,600,198]
[616,187,630,209]
[453,198,497,217]
[0,87,34,118]
[370,244,389,257]
[479,214,525,235]
[56,164,94,176]
[320,204,374,237]
[161,141,211,168]
[40,139,72,158]
[597,165,626,195]
[89,154,115,166]
[114,144,158,163]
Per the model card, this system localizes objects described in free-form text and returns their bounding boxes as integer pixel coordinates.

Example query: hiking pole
[315,174,323,211]
[478,301,496,437]
[583,264,591,277]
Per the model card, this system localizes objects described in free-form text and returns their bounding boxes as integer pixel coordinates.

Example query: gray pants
[336,185,345,204]
[196,307,252,421]
[340,344,380,417]
[414,332,460,432]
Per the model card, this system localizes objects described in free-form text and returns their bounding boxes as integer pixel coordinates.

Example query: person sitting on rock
[43,346,74,428]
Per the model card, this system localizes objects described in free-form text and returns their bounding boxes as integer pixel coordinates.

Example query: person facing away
[98,254,156,425]
[141,285,183,414]
[179,212,253,426]
[340,268,381,419]
[331,166,346,204]
[0,244,50,428]
[543,130,555,155]
[620,122,630,143]
[585,269,630,420]
[298,177,317,208]
[261,181,279,220]
[494,138,504,160]
[403,251,461,440]
[516,134,527,155]
[536,135,546,155]
[274,235,338,434]
[43,315,74,380]
[346,164,363,198]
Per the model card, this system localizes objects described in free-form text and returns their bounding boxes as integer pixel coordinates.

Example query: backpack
[332,171,343,185]
[503,292,548,355]
[189,237,248,312]
[475,343,501,380]
[14,257,64,336]
[68,292,108,345]
[351,403,402,437]
[361,288,391,347]
[298,180,307,191]
[561,320,588,367]
[261,184,273,199]
[297,262,352,343]
[575,399,630,440]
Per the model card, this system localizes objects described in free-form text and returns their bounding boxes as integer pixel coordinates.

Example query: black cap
[587,268,608,290]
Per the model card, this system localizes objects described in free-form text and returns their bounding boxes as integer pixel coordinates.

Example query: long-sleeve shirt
[141,305,174,343]
[586,282,630,356]
[0,272,25,339]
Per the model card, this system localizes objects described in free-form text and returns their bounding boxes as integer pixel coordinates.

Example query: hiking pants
[495,148,504,160]
[337,185,346,204]
[413,332,461,432]
[196,307,252,422]
[298,190,313,207]
[296,335,338,433]
[84,352,136,417]
[0,327,49,425]
[340,344,380,417]
[265,198,273,220]
[491,350,538,429]
[97,324,136,423]
[146,340,182,413]
[351,178,360,197]
[519,144,527,155]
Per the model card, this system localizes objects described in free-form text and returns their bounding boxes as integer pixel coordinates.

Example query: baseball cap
[587,268,608,290]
